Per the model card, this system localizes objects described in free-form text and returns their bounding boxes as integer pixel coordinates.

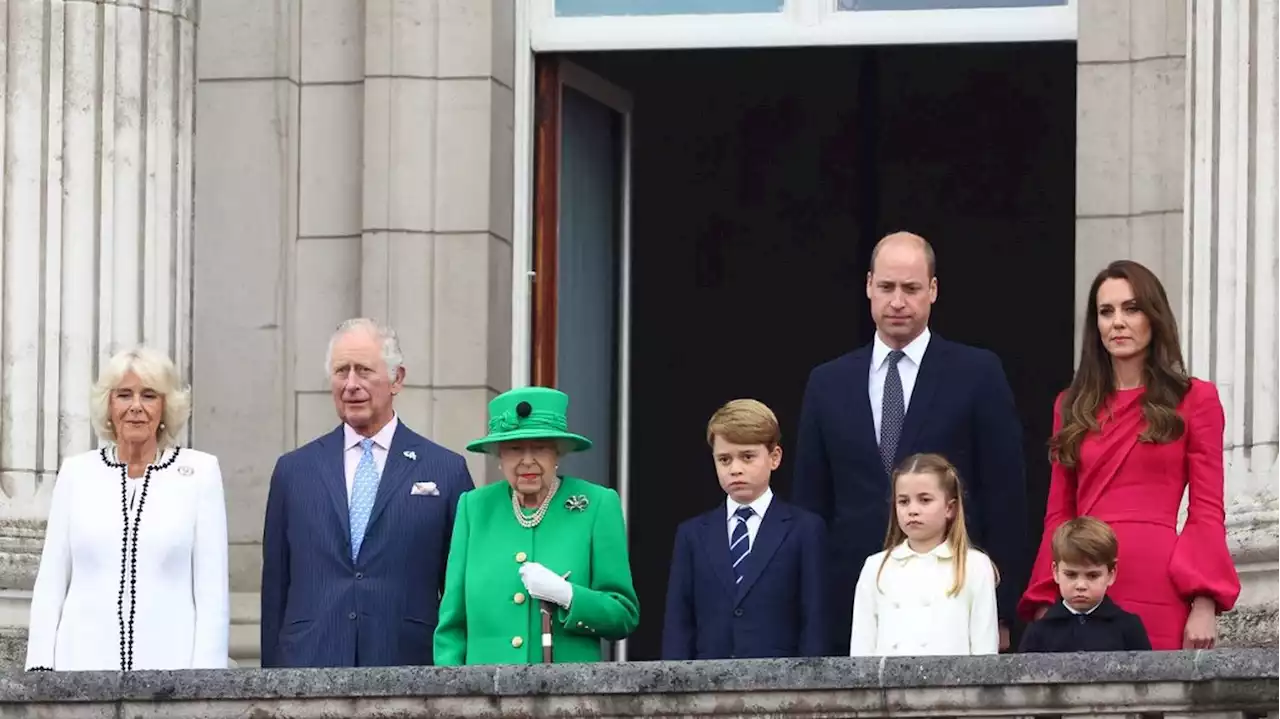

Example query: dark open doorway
[554,43,1076,660]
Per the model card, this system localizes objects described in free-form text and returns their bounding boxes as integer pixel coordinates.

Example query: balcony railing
[0,649,1274,718]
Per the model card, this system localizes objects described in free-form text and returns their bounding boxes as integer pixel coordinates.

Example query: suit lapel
[698,509,736,594]
[735,501,793,605]
[317,427,352,544]
[848,346,881,459]
[365,423,419,536]
[896,336,944,463]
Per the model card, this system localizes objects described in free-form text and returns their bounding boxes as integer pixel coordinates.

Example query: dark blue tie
[730,506,754,585]
[880,350,906,476]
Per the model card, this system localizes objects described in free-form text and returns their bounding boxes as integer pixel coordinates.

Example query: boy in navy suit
[661,399,827,660]
[1019,517,1151,653]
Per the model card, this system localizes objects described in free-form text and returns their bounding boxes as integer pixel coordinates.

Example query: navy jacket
[792,334,1026,654]
[661,498,827,660]
[260,423,473,667]
[1019,596,1152,653]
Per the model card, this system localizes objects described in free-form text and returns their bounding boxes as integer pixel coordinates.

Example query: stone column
[1184,0,1279,646]
[1075,0,1189,358]
[0,0,197,662]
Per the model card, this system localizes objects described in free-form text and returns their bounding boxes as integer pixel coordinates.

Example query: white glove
[519,562,573,609]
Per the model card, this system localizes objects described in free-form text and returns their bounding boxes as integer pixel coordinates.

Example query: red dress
[1019,379,1241,650]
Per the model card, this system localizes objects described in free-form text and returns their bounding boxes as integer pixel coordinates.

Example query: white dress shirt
[343,415,399,499]
[725,487,774,548]
[25,447,230,670]
[849,540,998,657]
[868,327,931,443]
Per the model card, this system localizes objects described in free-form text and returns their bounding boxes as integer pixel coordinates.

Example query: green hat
[465,387,593,455]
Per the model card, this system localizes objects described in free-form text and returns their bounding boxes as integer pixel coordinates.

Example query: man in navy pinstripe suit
[260,318,473,667]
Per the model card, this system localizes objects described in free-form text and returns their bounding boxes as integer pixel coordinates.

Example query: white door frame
[527,0,1077,51]
[510,19,636,658]
[508,0,1078,662]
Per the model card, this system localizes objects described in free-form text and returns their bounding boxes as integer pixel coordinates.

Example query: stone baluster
[1184,0,1279,645]
[0,0,196,657]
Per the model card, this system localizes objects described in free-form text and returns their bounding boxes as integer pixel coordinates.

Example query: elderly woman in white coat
[25,346,229,671]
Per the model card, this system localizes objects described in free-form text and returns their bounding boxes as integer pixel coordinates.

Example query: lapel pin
[403,450,417,461]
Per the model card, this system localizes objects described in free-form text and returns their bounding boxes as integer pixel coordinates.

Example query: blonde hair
[90,346,191,449]
[706,399,781,449]
[1051,516,1119,569]
[877,452,998,597]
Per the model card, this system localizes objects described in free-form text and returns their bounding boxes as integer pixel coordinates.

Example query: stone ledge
[0,650,1272,705]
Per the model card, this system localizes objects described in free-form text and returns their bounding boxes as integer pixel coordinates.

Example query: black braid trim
[100,446,181,671]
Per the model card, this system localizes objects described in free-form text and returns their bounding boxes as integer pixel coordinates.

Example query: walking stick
[540,601,555,663]
[540,570,571,664]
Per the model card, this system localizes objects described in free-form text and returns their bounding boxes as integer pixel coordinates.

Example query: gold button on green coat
[433,476,639,665]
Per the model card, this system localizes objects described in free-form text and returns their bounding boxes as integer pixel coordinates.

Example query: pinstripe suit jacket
[260,423,473,667]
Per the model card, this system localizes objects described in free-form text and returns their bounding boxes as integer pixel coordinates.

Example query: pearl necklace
[512,477,560,529]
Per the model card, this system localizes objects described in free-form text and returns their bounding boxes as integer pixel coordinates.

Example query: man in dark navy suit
[793,232,1026,654]
[662,400,826,660]
[260,318,473,667]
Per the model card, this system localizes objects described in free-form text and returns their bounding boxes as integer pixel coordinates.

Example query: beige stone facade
[0,0,1273,666]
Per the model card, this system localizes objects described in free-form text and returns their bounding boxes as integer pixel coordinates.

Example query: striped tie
[730,506,754,585]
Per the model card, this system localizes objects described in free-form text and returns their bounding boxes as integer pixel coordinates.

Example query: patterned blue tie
[730,506,754,585]
[349,438,380,562]
[880,350,906,476]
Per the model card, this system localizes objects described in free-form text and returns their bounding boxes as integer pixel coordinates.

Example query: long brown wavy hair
[1050,260,1190,468]
[877,453,998,597]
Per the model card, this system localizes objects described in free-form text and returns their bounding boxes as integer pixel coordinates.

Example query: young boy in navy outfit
[661,399,827,659]
[1020,516,1151,652]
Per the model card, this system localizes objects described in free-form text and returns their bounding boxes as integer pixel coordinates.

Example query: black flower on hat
[516,401,533,418]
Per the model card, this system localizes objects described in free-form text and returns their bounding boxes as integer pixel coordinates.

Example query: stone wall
[0,650,1274,718]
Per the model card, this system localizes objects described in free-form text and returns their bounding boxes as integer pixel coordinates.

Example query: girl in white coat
[849,452,999,656]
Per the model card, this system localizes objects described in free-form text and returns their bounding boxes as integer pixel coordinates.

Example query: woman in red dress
[1019,260,1240,650]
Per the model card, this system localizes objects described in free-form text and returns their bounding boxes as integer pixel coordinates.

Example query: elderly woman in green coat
[433,387,640,665]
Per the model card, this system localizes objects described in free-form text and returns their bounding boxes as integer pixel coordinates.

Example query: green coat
[433,476,640,665]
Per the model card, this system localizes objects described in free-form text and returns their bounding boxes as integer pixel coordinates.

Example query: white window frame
[528,0,1077,52]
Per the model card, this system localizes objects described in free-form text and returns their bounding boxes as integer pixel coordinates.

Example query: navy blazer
[661,498,827,660]
[1019,596,1152,653]
[260,423,473,667]
[792,334,1026,653]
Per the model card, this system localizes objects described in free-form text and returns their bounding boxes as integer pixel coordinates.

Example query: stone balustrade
[0,649,1272,718]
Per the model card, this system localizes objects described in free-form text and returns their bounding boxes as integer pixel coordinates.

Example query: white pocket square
[411,482,440,496]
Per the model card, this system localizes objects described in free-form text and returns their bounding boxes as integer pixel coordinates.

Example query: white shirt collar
[344,414,399,452]
[888,538,954,561]
[872,326,931,370]
[1063,599,1102,615]
[726,486,774,522]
